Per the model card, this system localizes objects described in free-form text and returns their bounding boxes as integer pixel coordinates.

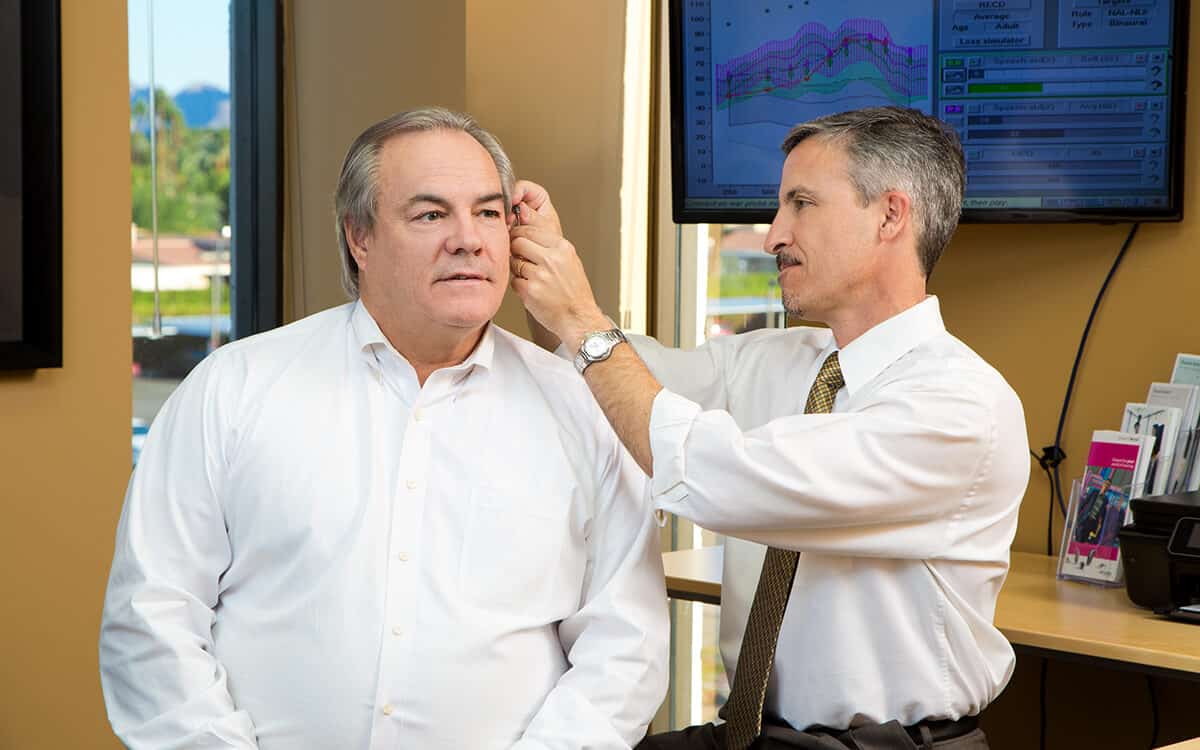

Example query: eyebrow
[405,192,506,210]
[782,186,815,203]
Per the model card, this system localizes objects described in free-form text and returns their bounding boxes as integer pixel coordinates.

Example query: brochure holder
[1058,476,1141,586]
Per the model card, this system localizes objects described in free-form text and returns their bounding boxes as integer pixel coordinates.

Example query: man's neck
[362,300,486,386]
[824,281,927,349]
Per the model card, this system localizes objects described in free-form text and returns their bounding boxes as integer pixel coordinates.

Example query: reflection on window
[128,0,232,464]
[705,224,785,338]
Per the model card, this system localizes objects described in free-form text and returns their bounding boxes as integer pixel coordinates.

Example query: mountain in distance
[130,84,230,130]
[175,85,230,129]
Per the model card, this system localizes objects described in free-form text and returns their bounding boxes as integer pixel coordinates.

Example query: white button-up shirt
[635,296,1029,731]
[100,301,668,750]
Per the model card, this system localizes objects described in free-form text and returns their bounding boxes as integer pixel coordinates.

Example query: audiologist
[509,106,1031,750]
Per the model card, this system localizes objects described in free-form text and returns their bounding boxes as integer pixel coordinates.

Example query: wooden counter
[663,547,1200,679]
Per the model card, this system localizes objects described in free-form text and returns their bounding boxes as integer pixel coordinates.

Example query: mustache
[776,254,801,272]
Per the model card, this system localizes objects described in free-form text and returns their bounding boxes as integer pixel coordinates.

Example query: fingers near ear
[512,179,550,210]
[510,235,550,265]
[510,225,566,250]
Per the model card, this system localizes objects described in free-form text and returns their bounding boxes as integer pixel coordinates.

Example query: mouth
[436,272,489,283]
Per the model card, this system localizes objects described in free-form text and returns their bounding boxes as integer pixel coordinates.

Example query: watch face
[584,336,609,358]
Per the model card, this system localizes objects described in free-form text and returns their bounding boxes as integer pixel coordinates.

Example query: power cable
[1038,223,1141,542]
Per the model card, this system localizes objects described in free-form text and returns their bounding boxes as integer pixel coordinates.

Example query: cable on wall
[1038,223,1140,548]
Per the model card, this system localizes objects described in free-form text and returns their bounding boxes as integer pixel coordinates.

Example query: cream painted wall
[282,0,467,320]
[464,1,628,339]
[283,2,630,342]
[0,2,130,747]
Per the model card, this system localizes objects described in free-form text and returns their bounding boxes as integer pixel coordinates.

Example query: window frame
[230,0,282,337]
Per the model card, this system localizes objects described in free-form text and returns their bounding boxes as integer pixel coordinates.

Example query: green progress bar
[967,82,1044,93]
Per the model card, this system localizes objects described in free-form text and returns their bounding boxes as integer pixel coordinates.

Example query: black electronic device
[1119,491,1200,615]
[670,0,1190,224]
[1167,516,1200,558]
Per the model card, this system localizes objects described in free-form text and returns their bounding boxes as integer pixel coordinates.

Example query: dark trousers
[636,717,988,750]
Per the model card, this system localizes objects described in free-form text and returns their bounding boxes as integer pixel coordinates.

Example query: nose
[446,213,483,256]
[763,207,790,256]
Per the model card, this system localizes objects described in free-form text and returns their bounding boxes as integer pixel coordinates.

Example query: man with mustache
[100,107,668,749]
[510,107,1030,749]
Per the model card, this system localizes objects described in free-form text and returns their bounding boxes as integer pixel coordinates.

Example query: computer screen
[670,0,1188,224]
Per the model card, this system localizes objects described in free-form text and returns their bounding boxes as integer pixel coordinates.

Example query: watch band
[573,328,628,374]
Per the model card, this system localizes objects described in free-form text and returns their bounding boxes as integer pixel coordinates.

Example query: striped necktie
[722,351,845,750]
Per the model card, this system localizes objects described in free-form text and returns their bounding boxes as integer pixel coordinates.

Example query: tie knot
[815,351,844,391]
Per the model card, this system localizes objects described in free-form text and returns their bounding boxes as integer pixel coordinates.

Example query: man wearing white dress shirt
[99,107,668,750]
[508,107,1030,748]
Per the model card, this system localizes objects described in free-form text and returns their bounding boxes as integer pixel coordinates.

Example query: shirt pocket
[458,483,578,617]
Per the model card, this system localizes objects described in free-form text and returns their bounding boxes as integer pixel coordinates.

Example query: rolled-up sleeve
[648,377,1026,561]
[647,388,704,505]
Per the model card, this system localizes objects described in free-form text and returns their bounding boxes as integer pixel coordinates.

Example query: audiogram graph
[705,6,934,187]
[716,18,929,123]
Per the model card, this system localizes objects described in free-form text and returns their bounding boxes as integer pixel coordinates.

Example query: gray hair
[781,106,965,277]
[334,106,515,298]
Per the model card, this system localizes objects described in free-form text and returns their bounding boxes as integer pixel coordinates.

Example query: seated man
[99,107,668,750]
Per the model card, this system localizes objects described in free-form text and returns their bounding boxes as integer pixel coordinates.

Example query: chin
[439,304,501,330]
[781,291,806,317]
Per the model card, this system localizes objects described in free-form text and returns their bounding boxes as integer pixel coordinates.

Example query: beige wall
[0,2,131,747]
[283,0,468,319]
[465,1,628,337]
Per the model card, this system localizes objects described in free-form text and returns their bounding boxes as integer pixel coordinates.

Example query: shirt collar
[835,296,946,397]
[349,299,496,379]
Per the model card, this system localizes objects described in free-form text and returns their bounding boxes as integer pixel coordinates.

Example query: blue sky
[128,0,231,93]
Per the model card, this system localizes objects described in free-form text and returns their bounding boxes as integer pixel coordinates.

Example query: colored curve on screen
[716,18,930,117]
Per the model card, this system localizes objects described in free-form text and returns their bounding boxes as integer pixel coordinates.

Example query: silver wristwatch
[573,328,628,374]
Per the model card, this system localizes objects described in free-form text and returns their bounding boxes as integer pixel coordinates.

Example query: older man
[511,107,1030,749]
[100,107,668,750]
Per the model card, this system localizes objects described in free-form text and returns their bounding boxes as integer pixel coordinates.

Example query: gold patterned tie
[722,351,844,750]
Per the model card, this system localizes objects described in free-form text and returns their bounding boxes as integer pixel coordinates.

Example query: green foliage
[131,88,231,235]
[132,287,230,324]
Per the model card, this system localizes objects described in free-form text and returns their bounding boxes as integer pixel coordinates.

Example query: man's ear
[878,191,912,242]
[345,219,370,272]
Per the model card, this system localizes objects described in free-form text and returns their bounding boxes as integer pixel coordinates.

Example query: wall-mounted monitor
[670,0,1189,224]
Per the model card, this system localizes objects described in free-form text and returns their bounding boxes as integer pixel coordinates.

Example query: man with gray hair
[509,106,1029,749]
[100,106,668,749]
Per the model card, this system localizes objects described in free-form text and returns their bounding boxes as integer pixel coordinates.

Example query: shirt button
[413,408,425,422]
[382,704,394,716]
[405,479,418,490]
[392,626,403,636]
[397,552,409,562]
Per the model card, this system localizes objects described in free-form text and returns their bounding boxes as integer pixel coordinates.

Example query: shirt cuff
[649,388,702,509]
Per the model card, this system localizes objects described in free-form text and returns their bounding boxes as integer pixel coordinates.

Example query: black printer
[1119,490,1200,616]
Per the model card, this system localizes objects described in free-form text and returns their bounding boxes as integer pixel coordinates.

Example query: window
[127,0,279,465]
[671,223,784,727]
